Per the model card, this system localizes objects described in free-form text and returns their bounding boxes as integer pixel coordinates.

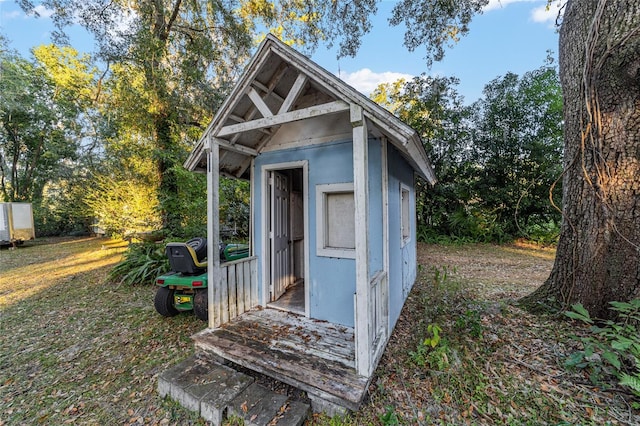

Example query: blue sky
[0,0,561,103]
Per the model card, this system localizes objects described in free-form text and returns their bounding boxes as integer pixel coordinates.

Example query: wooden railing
[369,270,389,361]
[210,256,258,328]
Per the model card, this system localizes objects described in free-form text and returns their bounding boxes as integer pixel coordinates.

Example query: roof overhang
[184,34,436,185]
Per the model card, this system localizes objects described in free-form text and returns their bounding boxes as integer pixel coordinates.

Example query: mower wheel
[154,287,179,317]
[194,289,208,321]
[187,237,207,262]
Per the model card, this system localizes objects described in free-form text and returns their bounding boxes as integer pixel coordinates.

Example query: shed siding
[386,144,418,329]
[367,140,384,278]
[253,138,386,327]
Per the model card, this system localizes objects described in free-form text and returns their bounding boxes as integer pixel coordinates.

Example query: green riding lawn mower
[153,237,249,321]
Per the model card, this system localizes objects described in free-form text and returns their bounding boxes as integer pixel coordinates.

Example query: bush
[108,242,168,286]
[565,300,640,406]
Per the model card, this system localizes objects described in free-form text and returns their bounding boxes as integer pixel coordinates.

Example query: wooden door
[270,171,291,301]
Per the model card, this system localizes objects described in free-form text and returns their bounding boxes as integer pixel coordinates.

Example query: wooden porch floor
[192,308,370,411]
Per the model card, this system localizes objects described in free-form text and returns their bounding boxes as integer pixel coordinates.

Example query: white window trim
[400,183,411,247]
[316,182,356,259]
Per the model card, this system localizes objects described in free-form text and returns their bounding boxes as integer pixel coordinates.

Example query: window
[401,184,411,246]
[316,183,355,258]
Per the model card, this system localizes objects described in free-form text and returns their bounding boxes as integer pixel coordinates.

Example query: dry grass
[314,242,640,425]
[0,237,205,425]
[2,238,638,425]
[418,241,556,300]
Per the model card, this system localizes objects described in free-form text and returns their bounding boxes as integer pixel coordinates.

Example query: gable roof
[184,34,436,184]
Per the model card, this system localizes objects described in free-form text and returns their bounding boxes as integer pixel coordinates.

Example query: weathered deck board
[225,310,355,367]
[192,308,369,411]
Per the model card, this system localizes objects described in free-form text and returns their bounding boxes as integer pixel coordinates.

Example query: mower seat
[166,242,208,275]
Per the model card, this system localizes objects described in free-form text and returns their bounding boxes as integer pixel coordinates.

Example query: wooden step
[192,309,370,412]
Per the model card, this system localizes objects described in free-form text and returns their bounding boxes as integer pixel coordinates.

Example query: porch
[193,307,370,411]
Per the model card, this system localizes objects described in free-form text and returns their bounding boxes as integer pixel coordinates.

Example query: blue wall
[253,138,413,328]
[254,140,356,327]
[386,144,417,329]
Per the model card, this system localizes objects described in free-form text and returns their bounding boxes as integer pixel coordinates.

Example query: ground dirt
[333,242,640,426]
[1,238,638,425]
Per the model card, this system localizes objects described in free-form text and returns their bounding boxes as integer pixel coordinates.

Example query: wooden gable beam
[217,100,349,138]
[253,80,285,103]
[215,138,259,157]
[278,73,307,114]
[247,87,273,118]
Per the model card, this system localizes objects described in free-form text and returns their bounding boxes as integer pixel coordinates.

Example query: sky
[0,0,562,103]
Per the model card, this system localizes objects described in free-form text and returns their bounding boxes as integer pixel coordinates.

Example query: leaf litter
[316,242,640,425]
[1,238,638,425]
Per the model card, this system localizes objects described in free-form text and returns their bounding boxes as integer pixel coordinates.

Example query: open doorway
[265,167,305,315]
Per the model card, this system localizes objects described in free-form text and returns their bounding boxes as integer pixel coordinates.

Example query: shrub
[565,300,640,406]
[108,242,168,286]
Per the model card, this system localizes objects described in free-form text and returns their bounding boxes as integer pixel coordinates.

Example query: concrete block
[199,366,254,425]
[228,383,288,426]
[272,400,310,426]
[308,393,349,418]
[157,356,199,398]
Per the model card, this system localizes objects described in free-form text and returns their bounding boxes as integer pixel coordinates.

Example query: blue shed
[185,34,436,412]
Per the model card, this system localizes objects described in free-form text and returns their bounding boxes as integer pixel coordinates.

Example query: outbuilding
[184,34,436,411]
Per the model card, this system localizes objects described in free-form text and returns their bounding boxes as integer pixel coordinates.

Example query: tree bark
[522,0,640,318]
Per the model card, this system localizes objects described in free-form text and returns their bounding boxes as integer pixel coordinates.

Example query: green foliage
[219,177,250,240]
[455,309,483,338]
[409,324,451,370]
[564,301,640,403]
[466,64,563,240]
[0,49,84,203]
[171,166,207,238]
[108,242,168,286]
[379,405,400,426]
[523,219,560,245]
[376,62,563,244]
[85,174,162,238]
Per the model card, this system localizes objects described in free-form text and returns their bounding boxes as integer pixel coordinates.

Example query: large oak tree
[522,0,640,317]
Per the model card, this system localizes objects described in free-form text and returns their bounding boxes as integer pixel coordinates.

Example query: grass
[309,242,639,425]
[1,237,205,425]
[2,238,638,425]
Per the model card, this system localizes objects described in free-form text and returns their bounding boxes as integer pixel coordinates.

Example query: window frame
[316,182,356,259]
[400,183,411,247]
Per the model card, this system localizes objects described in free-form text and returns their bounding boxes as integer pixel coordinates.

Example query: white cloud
[26,5,54,19]
[483,0,540,12]
[483,0,562,27]
[337,68,413,95]
[531,3,562,25]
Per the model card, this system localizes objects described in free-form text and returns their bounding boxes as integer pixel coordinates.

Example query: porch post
[206,136,221,329]
[352,104,371,376]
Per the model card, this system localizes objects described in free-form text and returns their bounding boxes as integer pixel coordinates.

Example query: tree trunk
[155,111,182,233]
[521,0,640,318]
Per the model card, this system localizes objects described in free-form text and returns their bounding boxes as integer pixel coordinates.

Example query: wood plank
[215,137,259,157]
[194,327,368,410]
[250,257,258,307]
[228,265,237,320]
[208,140,221,329]
[236,264,245,314]
[247,87,273,118]
[243,260,251,310]
[352,104,372,376]
[243,310,355,347]
[221,266,229,324]
[278,73,307,114]
[221,313,355,368]
[217,100,349,137]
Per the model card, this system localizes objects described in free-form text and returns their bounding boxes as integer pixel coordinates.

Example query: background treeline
[371,58,562,244]
[0,39,562,244]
